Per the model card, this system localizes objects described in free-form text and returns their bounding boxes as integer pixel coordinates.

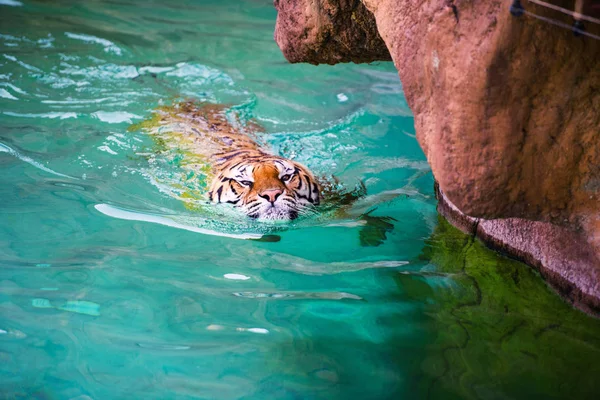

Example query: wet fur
[151,101,320,220]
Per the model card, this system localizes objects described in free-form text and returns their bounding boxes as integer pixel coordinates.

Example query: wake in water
[0,102,423,245]
[0,142,78,180]
[120,100,423,245]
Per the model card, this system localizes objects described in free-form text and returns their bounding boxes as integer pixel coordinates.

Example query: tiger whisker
[297,207,319,216]
[245,203,261,211]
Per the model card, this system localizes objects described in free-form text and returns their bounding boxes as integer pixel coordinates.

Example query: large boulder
[274,0,600,315]
[274,0,391,64]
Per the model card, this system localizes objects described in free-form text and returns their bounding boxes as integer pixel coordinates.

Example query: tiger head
[208,154,320,221]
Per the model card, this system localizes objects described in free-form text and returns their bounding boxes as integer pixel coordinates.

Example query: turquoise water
[1,1,600,399]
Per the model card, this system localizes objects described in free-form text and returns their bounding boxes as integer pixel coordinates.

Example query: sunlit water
[1,1,600,399]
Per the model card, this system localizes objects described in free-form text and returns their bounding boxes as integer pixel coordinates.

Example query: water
[1,1,599,399]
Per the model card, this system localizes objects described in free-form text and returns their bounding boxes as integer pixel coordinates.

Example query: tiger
[140,101,321,221]
[135,100,395,245]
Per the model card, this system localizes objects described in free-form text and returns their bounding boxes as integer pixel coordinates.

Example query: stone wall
[274,0,600,315]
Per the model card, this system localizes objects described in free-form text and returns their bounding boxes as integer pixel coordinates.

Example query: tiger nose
[259,189,283,203]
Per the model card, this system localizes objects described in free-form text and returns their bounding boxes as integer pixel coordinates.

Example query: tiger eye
[281,174,291,182]
[239,180,253,187]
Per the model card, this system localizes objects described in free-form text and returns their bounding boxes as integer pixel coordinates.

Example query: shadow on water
[391,216,600,400]
[249,337,428,399]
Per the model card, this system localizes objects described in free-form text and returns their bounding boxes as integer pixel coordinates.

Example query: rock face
[274,0,600,315]
[274,0,391,64]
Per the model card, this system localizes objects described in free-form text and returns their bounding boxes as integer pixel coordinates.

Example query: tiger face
[208,153,320,221]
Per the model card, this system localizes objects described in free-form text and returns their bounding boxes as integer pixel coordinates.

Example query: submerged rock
[414,216,600,398]
[274,0,600,315]
[437,183,600,316]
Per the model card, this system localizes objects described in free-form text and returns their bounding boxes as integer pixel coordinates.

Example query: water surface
[1,1,599,399]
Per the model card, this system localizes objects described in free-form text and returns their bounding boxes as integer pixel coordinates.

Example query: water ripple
[65,32,123,56]
[0,142,78,179]
[0,88,17,100]
[232,291,362,300]
[3,111,78,119]
[94,203,264,240]
[0,0,23,7]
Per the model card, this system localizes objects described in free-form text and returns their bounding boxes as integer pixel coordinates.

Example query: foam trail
[0,143,78,179]
[94,203,263,240]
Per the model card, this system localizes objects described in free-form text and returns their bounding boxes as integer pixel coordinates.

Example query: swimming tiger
[134,101,394,245]
[139,101,320,220]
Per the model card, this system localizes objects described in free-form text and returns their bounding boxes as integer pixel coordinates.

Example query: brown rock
[360,0,600,251]
[273,0,391,65]
[273,0,600,314]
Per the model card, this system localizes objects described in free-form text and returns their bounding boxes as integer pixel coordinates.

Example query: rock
[437,184,600,317]
[273,0,391,65]
[417,214,600,398]
[361,0,600,236]
[274,0,600,315]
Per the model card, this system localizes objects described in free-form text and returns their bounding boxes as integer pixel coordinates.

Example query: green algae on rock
[408,217,600,399]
